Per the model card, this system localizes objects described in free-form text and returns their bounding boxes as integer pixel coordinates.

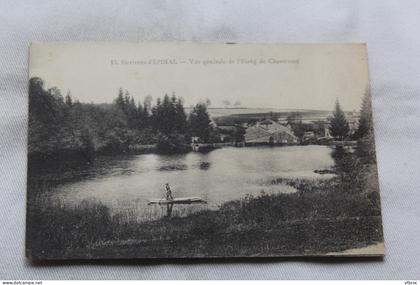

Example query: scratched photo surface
[26,43,384,259]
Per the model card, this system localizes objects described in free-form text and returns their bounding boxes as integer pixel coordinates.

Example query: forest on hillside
[28,77,375,165]
[28,77,221,162]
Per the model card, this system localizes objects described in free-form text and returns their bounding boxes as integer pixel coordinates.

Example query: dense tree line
[28,78,217,161]
[328,91,374,142]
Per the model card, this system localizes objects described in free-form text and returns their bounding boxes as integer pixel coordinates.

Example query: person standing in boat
[165,183,173,201]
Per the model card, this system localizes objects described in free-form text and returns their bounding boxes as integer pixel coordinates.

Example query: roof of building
[260,119,274,125]
[245,119,297,141]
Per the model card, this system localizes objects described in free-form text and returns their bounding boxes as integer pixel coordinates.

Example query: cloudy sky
[30,42,369,111]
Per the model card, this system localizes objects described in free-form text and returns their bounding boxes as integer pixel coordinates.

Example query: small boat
[148,197,207,205]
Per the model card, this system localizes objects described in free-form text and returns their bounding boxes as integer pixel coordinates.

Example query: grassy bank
[26,148,383,259]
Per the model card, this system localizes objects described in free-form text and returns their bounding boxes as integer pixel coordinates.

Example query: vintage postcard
[26,42,384,259]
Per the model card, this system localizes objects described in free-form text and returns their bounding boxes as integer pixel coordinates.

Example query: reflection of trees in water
[199,162,211,170]
[159,164,188,171]
[166,203,174,217]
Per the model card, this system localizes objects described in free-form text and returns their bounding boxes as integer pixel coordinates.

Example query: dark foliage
[354,88,377,163]
[188,103,213,143]
[354,89,374,139]
[156,133,191,154]
[28,78,206,160]
[151,94,187,135]
[329,100,350,140]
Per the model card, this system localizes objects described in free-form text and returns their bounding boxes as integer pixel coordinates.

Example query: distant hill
[183,107,333,118]
[203,108,358,126]
[203,108,332,125]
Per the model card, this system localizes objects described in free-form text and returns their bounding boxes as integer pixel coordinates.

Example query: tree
[151,93,188,135]
[329,100,350,140]
[150,93,190,152]
[355,88,376,163]
[28,78,68,155]
[124,91,131,106]
[79,128,95,158]
[286,112,306,140]
[233,101,241,107]
[65,90,73,107]
[28,78,98,160]
[136,100,149,129]
[174,96,188,134]
[113,89,142,130]
[355,89,374,139]
[188,103,212,142]
[125,93,138,129]
[156,133,190,154]
[143,95,153,115]
[115,88,125,110]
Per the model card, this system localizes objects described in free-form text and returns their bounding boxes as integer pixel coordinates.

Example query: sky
[29,42,370,111]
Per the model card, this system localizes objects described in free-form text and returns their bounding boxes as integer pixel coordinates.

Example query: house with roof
[244,119,298,144]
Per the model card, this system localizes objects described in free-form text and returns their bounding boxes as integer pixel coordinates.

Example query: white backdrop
[1,0,419,280]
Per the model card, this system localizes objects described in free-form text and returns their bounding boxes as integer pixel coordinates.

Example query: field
[196,107,331,118]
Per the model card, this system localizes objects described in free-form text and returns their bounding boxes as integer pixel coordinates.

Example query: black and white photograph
[26,42,384,260]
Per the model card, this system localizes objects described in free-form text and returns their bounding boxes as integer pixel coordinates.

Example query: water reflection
[166,203,174,217]
[159,164,188,171]
[199,162,211,170]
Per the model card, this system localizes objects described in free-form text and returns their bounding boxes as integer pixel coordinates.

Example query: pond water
[51,145,335,221]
